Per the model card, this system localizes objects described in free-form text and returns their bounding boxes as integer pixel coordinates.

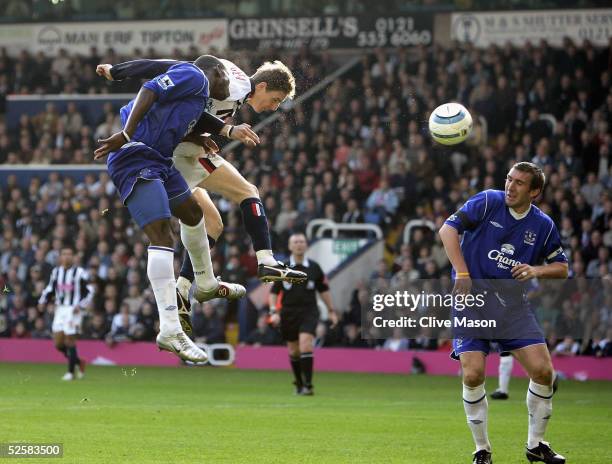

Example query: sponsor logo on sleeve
[157,75,175,90]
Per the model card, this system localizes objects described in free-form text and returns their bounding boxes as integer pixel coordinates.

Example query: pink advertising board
[1,340,611,381]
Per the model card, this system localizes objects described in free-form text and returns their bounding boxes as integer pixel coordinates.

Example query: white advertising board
[0,19,228,56]
[451,9,612,47]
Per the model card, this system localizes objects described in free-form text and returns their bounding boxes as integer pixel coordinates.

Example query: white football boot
[61,372,74,381]
[156,331,208,363]
[193,278,246,303]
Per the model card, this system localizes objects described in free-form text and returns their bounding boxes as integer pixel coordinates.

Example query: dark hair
[193,54,223,71]
[512,162,545,193]
[251,61,296,99]
[288,231,307,242]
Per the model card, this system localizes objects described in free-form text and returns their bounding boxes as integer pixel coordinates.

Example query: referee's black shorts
[280,306,319,342]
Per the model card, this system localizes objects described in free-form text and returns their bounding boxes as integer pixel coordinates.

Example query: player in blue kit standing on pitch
[439,162,568,464]
[94,58,243,363]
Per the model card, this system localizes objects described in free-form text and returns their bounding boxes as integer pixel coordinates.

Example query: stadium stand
[0,39,611,356]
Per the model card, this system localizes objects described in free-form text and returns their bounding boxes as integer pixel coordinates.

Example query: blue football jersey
[444,190,567,280]
[119,62,208,156]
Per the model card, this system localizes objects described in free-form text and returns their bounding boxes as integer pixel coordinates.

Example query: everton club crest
[524,230,536,246]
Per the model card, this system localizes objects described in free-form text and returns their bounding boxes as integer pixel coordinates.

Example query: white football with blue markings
[428,102,473,145]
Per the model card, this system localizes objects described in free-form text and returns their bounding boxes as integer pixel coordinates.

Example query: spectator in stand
[383,328,409,352]
[243,313,281,347]
[82,313,108,340]
[390,259,420,289]
[341,197,363,223]
[30,317,50,339]
[131,301,157,341]
[342,323,368,348]
[365,178,399,225]
[553,336,580,356]
[106,303,136,345]
[192,302,226,345]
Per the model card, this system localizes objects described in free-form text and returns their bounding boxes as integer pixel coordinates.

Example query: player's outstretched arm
[191,112,260,147]
[94,87,157,159]
[96,59,179,82]
[221,123,260,147]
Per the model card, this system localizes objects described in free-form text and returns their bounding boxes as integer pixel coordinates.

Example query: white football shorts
[52,305,82,335]
[173,142,226,190]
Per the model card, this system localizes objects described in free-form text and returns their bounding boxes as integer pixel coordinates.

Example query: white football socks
[527,380,553,449]
[256,249,277,266]
[180,218,217,291]
[498,355,514,393]
[147,246,181,336]
[463,383,491,452]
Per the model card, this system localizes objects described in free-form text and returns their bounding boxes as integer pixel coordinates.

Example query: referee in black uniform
[39,245,94,381]
[269,233,338,395]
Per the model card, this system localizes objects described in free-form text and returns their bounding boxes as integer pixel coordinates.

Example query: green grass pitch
[1,363,611,463]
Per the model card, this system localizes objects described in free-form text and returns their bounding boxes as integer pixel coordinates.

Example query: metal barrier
[311,221,383,239]
[305,218,336,240]
[539,113,557,135]
[403,219,436,245]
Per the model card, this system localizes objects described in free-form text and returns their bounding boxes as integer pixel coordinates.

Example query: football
[428,102,473,145]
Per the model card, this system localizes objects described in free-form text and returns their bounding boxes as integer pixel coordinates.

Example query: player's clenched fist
[511,264,538,281]
[96,64,114,80]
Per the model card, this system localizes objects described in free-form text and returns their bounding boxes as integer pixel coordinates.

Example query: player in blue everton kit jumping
[96,56,307,284]
[439,162,568,464]
[96,56,307,334]
[94,59,243,363]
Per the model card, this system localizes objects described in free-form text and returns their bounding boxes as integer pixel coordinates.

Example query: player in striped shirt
[39,246,95,381]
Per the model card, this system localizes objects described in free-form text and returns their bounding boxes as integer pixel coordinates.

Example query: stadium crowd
[0,39,611,356]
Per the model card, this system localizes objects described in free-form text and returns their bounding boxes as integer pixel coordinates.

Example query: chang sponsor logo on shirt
[487,243,521,269]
